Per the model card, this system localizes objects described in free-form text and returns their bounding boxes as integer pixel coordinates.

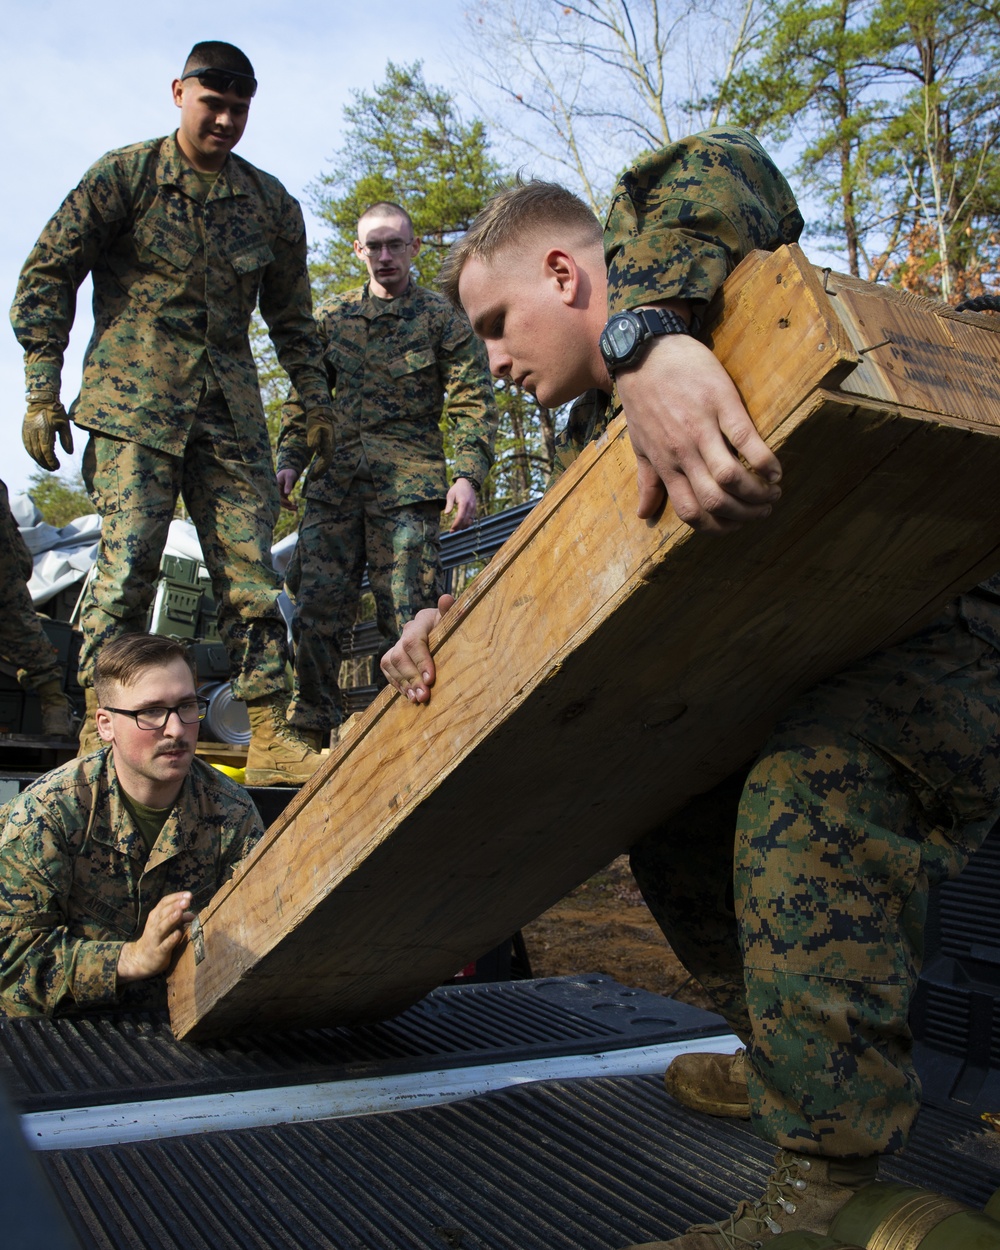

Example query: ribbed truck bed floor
[2,974,998,1249]
[37,1076,1000,1250]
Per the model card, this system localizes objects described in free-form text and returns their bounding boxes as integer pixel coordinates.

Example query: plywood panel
[169,249,1000,1040]
[822,270,1000,426]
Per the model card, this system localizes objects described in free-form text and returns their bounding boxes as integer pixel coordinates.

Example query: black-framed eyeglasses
[360,238,413,257]
[104,698,209,731]
[180,68,258,98]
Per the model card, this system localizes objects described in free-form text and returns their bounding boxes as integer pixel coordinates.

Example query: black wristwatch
[599,307,690,374]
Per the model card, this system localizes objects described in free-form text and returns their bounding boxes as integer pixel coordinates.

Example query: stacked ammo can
[149,553,216,643]
[149,556,248,745]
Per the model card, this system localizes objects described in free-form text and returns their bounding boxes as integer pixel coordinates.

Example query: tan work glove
[306,406,336,479]
[23,390,74,471]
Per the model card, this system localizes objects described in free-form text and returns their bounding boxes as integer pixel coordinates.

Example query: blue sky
[1,0,476,498]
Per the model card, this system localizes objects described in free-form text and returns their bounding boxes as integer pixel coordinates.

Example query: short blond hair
[358,201,413,236]
[439,179,602,308]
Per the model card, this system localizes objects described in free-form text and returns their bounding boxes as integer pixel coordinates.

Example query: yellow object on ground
[210,763,246,785]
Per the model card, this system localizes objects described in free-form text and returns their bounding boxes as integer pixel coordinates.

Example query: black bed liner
[35,1077,1000,1250]
[0,977,722,1114]
[4,825,1000,1249]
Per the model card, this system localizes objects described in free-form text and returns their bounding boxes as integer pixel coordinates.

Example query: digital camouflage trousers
[286,478,443,735]
[630,601,1000,1158]
[0,479,62,692]
[79,378,288,701]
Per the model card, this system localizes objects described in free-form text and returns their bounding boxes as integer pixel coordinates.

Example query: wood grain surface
[168,247,1000,1040]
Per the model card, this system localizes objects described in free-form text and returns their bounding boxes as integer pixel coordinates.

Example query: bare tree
[884,4,1000,299]
[723,0,1000,294]
[460,0,763,212]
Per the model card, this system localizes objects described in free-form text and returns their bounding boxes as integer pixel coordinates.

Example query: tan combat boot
[76,688,103,757]
[664,1049,750,1119]
[36,679,76,738]
[283,714,324,753]
[293,726,325,752]
[245,690,325,786]
[621,1150,878,1248]
[284,695,337,752]
[296,722,343,752]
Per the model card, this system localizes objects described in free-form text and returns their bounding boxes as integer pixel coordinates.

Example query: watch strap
[600,305,691,374]
[633,307,690,338]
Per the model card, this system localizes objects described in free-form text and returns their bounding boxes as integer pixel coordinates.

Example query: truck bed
[3,824,999,1248]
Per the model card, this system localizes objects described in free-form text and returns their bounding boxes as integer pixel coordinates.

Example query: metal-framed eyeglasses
[103,698,209,731]
[359,238,414,257]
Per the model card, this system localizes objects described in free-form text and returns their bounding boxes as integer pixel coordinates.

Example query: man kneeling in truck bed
[381,127,1000,1248]
[0,634,262,1016]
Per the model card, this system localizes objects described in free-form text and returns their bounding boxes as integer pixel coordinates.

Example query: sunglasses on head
[180,67,257,98]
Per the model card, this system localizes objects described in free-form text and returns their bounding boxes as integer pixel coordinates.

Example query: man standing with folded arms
[11,40,335,785]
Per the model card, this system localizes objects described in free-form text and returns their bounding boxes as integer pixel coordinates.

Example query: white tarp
[14,493,103,609]
[13,493,294,611]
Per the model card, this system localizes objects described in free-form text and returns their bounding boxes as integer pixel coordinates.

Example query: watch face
[600,313,642,365]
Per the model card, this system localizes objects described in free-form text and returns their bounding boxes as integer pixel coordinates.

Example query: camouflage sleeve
[276,304,334,477]
[0,792,122,1017]
[259,193,332,416]
[438,309,499,490]
[218,799,265,882]
[11,154,131,394]
[276,388,310,478]
[604,127,804,320]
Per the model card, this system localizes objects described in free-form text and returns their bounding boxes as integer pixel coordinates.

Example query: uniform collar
[359,279,416,319]
[101,748,196,868]
[157,132,247,203]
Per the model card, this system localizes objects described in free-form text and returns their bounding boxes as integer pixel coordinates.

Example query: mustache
[153,741,192,757]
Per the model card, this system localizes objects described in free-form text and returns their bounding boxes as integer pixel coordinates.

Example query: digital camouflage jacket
[604,126,803,319]
[0,751,262,1017]
[278,281,498,508]
[555,126,1000,646]
[11,133,330,461]
[552,126,804,478]
[0,478,63,691]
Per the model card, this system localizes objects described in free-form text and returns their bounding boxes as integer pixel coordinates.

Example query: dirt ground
[520,855,716,1013]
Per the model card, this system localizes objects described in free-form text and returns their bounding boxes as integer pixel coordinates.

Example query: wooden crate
[169,246,1000,1040]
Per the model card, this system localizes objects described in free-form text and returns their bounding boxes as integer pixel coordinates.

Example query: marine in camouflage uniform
[0,749,261,1016]
[630,599,1000,1155]
[0,477,69,725]
[546,128,1000,1165]
[511,132,1000,1226]
[405,127,1000,1244]
[279,234,497,738]
[9,51,332,727]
